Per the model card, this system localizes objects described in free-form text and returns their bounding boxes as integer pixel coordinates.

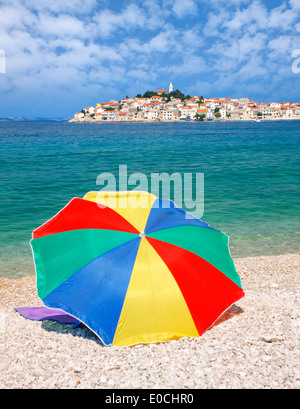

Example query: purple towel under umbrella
[15,307,78,324]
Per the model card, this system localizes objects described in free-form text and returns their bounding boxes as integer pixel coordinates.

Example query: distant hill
[0,117,68,122]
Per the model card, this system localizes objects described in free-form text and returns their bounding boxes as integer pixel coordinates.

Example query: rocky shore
[0,253,299,389]
[68,117,300,123]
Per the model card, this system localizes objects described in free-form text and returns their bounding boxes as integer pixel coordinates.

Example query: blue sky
[0,0,299,118]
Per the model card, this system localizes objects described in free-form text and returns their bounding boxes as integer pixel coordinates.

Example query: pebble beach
[0,253,299,389]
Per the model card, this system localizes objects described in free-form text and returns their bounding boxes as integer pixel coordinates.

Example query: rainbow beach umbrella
[30,191,244,347]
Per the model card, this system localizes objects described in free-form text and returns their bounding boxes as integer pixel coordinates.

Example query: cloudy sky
[0,0,299,118]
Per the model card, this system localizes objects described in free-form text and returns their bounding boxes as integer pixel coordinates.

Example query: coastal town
[70,82,300,123]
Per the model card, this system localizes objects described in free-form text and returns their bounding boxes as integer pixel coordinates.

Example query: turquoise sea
[0,120,299,278]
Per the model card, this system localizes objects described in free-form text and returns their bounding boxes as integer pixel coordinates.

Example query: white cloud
[204,0,300,38]
[0,3,37,30]
[127,69,151,80]
[172,0,197,18]
[22,0,98,14]
[1,0,300,117]
[93,4,147,38]
[148,31,173,52]
[170,54,206,76]
[118,39,147,58]
[237,55,268,79]
[238,33,267,61]
[289,0,300,11]
[209,0,250,5]
[268,3,296,30]
[118,26,185,56]
[199,0,300,97]
[181,30,203,48]
[208,31,267,71]
[141,0,170,29]
[268,35,299,61]
[37,13,90,39]
[222,1,268,32]
[203,11,230,37]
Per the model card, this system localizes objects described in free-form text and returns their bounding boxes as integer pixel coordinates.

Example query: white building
[205,100,217,110]
[146,110,159,120]
[161,108,180,121]
[74,112,84,119]
[270,102,281,109]
[206,110,213,120]
[118,112,128,121]
[261,107,280,118]
[83,106,95,114]
[179,106,197,119]
[283,108,294,117]
[94,106,104,114]
[197,109,208,119]
[169,97,181,104]
[140,103,151,112]
[94,113,102,121]
[108,111,117,121]
[219,108,227,119]
[121,97,134,105]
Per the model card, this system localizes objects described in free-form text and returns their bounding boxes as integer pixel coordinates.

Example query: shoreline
[1,253,299,389]
[68,117,300,123]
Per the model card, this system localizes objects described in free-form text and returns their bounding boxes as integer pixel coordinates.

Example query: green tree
[168,89,186,101]
[199,114,206,121]
[143,90,159,98]
[215,113,221,118]
[195,113,206,121]
[141,88,196,102]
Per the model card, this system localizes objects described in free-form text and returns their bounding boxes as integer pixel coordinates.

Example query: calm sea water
[0,120,299,278]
